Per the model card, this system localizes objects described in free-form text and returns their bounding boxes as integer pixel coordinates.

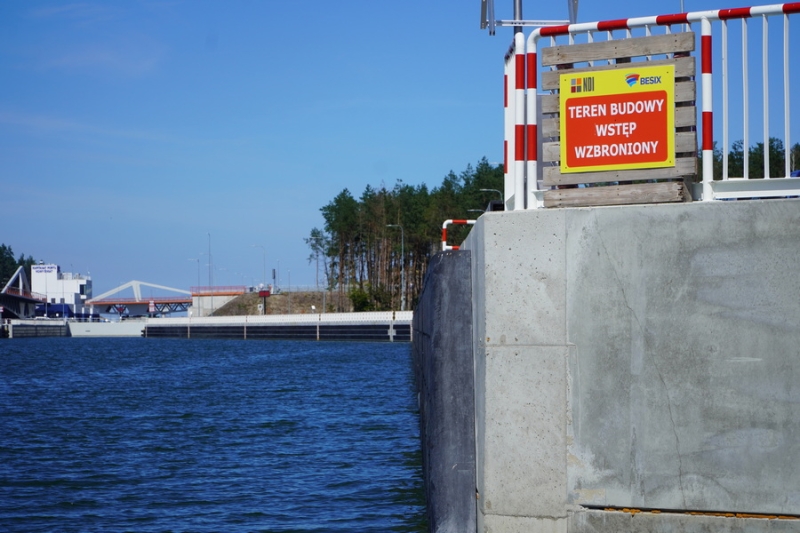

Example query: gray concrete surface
[461,199,800,532]
[413,250,477,532]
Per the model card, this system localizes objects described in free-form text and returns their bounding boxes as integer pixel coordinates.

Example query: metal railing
[504,2,800,207]
[1,287,47,301]
[442,219,477,250]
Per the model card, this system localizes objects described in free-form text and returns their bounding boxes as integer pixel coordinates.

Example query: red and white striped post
[701,16,714,200]
[525,33,539,209]
[442,219,478,251]
[513,32,526,211]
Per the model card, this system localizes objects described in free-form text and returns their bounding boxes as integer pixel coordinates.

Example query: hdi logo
[570,77,595,93]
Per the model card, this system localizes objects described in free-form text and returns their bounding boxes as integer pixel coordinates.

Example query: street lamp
[479,188,503,201]
[252,245,266,287]
[386,224,405,311]
[188,258,200,289]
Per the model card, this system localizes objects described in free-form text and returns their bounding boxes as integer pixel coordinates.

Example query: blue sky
[1,0,797,296]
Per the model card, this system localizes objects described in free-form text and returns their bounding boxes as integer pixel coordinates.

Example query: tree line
[305,158,503,312]
[0,244,36,288]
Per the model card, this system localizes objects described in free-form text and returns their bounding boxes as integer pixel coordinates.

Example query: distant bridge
[87,282,251,317]
[88,280,192,316]
[0,266,44,319]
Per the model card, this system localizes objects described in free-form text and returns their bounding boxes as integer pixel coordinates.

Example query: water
[0,338,427,532]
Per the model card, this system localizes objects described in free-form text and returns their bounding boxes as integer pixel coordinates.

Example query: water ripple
[0,338,426,532]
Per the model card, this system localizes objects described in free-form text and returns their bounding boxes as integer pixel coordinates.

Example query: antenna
[480,0,572,34]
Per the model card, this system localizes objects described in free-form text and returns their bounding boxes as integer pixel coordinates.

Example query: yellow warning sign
[559,65,675,173]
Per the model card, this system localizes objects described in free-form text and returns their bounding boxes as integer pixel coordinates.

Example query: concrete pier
[414,199,800,532]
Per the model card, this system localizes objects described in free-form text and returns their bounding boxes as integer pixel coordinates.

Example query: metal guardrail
[505,2,800,207]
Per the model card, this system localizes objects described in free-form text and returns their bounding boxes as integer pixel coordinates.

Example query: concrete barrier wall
[145,312,413,342]
[413,250,477,532]
[462,199,800,532]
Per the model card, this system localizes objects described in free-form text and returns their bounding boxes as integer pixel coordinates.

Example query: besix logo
[625,73,663,87]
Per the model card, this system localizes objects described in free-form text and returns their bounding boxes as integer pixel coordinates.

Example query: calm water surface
[0,338,426,532]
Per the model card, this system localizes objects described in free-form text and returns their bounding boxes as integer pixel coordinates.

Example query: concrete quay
[414,199,800,532]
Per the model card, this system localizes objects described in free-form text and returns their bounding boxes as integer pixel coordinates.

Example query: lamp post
[252,245,266,287]
[479,188,503,201]
[386,224,405,311]
[188,258,200,289]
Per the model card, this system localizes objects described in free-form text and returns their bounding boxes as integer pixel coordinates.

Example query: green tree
[306,158,503,311]
[0,244,35,287]
[726,137,786,178]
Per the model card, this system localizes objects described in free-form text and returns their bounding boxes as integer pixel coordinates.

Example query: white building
[31,263,93,317]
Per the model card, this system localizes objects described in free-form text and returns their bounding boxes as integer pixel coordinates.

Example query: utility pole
[252,245,266,287]
[387,224,406,311]
[208,232,214,314]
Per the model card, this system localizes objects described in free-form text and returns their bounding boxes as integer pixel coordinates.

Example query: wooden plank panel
[542,181,691,208]
[541,56,695,91]
[541,105,695,138]
[675,106,696,128]
[541,33,695,67]
[542,157,697,186]
[539,80,695,116]
[542,94,560,114]
[542,131,697,162]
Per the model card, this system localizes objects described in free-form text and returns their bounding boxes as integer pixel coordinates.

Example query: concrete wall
[462,199,800,532]
[413,250,477,532]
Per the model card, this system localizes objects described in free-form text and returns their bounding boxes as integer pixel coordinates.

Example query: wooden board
[542,157,697,186]
[541,32,695,66]
[543,181,691,208]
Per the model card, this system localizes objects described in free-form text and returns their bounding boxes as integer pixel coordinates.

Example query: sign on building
[559,65,675,174]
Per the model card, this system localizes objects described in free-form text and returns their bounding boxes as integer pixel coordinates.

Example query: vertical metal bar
[784,13,791,177]
[743,19,749,179]
[702,17,714,200]
[722,20,729,179]
[763,15,770,179]
[514,0,523,34]
[504,47,515,209]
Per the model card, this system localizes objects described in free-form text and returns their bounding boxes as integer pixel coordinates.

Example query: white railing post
[504,43,515,210]
[763,14,770,179]
[784,12,791,177]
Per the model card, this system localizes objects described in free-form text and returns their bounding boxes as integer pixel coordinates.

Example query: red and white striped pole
[514,32,526,210]
[701,17,714,200]
[525,33,539,209]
